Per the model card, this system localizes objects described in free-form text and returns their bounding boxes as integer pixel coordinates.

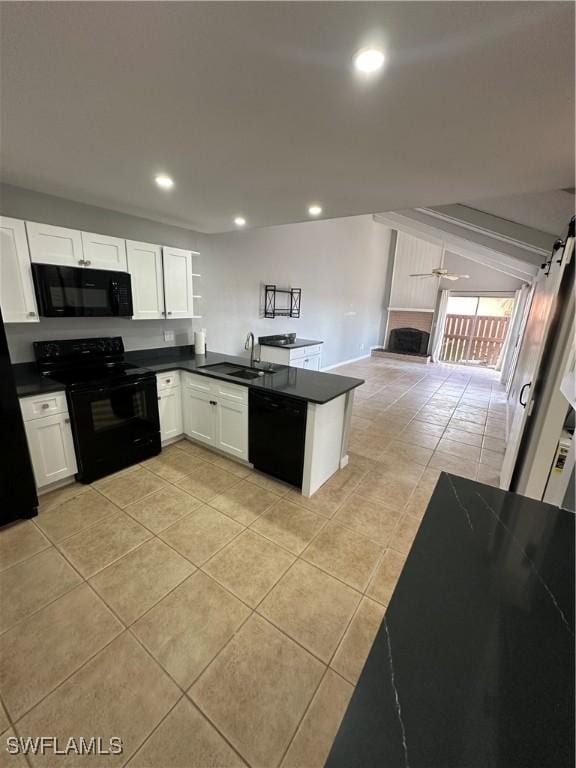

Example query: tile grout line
[4,359,505,764]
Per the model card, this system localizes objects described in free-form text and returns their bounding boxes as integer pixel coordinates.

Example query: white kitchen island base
[301,389,354,497]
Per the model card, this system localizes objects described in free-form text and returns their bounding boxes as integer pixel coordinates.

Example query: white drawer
[213,379,248,404]
[289,347,307,360]
[156,370,181,391]
[20,392,68,422]
[182,371,213,393]
[305,345,322,357]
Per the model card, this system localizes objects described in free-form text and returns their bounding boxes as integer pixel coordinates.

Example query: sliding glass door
[440,294,515,368]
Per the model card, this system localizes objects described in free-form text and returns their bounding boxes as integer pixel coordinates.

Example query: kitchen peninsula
[13,343,364,497]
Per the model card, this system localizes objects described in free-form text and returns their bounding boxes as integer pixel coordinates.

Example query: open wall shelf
[264,285,301,318]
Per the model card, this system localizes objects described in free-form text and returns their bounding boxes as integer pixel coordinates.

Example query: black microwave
[32,264,133,317]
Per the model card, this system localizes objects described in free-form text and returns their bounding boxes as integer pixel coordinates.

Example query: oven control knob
[43,343,60,358]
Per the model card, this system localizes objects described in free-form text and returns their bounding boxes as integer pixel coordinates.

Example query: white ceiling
[463,189,575,236]
[1,2,573,233]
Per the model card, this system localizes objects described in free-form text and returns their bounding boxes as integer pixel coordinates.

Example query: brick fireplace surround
[386,310,434,345]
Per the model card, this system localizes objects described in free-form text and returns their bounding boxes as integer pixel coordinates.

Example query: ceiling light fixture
[234,216,246,227]
[308,204,323,217]
[354,48,385,74]
[155,174,174,190]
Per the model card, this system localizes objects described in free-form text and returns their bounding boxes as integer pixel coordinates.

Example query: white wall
[195,216,392,368]
[440,251,526,292]
[1,186,392,366]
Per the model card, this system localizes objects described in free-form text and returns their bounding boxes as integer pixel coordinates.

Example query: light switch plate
[164,329,175,342]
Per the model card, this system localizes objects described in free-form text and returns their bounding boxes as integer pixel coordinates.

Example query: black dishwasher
[249,389,308,488]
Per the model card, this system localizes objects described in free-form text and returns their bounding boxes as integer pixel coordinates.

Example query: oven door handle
[76,377,155,396]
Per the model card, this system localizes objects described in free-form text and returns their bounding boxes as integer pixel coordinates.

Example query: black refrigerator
[0,308,38,523]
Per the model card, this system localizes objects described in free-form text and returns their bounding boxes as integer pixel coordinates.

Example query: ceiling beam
[374,211,538,283]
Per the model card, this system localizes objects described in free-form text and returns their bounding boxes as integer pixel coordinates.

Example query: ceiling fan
[410,267,470,281]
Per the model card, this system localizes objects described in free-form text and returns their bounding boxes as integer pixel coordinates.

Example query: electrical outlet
[164,329,175,342]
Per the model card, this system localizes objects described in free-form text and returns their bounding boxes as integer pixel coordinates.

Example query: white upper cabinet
[0,216,39,323]
[163,247,195,318]
[389,231,444,310]
[126,240,165,320]
[26,222,84,267]
[81,232,127,271]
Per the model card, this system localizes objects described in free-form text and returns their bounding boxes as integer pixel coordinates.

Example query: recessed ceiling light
[308,204,323,217]
[234,216,246,227]
[354,48,385,74]
[155,174,174,190]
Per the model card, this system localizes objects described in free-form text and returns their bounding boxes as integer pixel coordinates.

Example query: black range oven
[35,337,160,483]
[32,263,133,317]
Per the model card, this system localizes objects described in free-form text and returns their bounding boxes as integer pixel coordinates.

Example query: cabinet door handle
[28,311,36,317]
[210,400,217,406]
[78,259,85,266]
[157,396,161,401]
[84,260,91,266]
[166,379,171,384]
[167,311,172,315]
[41,403,50,410]
[64,418,70,424]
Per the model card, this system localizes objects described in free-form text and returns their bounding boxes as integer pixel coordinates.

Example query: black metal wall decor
[264,285,301,318]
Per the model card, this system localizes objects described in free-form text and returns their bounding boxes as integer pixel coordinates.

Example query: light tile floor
[0,356,505,767]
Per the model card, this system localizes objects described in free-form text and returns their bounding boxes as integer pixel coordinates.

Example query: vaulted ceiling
[1,2,573,233]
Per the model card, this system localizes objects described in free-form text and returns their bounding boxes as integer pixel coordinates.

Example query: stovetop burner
[33,336,154,391]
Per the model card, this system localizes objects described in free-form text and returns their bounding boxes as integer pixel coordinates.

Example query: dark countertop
[327,473,575,768]
[13,346,363,405]
[258,335,323,349]
[12,362,66,397]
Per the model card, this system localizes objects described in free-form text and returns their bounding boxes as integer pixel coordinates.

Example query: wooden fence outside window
[441,314,510,367]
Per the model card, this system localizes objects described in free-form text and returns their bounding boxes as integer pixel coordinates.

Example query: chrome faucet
[244,332,257,367]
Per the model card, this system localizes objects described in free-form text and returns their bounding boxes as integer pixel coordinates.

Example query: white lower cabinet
[182,372,248,460]
[156,371,183,444]
[20,393,77,489]
[183,388,217,446]
[260,343,323,370]
[303,355,321,371]
[158,387,183,443]
[216,399,248,459]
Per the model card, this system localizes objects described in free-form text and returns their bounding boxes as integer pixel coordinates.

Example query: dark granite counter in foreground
[327,473,575,768]
[13,346,363,405]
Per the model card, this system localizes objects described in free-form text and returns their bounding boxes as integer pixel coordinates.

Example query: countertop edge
[13,354,364,404]
[143,359,364,404]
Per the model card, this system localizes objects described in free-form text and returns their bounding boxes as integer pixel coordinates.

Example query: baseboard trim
[322,353,372,371]
[37,477,75,497]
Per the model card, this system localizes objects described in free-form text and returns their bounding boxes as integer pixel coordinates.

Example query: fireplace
[388,327,430,356]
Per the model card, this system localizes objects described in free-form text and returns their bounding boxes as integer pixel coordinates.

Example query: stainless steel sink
[198,362,276,380]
